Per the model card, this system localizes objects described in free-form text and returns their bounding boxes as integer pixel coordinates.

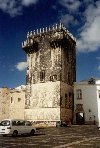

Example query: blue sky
[0,0,100,88]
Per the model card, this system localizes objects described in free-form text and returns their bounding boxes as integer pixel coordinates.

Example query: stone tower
[22,23,76,126]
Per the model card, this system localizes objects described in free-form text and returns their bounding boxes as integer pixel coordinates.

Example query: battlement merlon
[22,23,76,51]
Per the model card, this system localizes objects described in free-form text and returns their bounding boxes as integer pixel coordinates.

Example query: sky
[0,0,100,88]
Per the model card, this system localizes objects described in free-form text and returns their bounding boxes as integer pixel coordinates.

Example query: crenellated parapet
[22,22,76,53]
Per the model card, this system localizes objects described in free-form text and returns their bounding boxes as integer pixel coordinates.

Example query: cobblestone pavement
[0,125,100,148]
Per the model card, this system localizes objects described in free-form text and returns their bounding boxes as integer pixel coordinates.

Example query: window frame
[98,90,100,98]
[76,89,82,100]
[50,75,57,82]
[40,70,45,82]
[18,98,21,102]
[11,97,13,103]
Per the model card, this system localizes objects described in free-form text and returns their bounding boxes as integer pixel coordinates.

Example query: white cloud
[61,14,74,26]
[59,0,81,12]
[60,14,78,27]
[0,0,21,17]
[59,0,100,53]
[96,57,100,60]
[77,1,100,52]
[98,66,100,70]
[0,0,39,17]
[16,62,27,71]
[22,0,39,6]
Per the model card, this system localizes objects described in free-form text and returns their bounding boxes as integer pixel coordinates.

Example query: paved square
[0,125,100,147]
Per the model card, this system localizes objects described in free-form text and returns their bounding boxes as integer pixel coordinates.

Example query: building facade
[0,87,10,120]
[74,78,100,126]
[22,23,76,125]
[9,86,25,119]
[0,86,25,121]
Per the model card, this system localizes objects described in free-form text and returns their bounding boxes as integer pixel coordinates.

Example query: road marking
[53,137,100,148]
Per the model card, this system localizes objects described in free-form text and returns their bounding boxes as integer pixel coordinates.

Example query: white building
[74,78,100,126]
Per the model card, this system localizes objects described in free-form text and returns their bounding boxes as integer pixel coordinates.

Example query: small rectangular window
[17,121,25,126]
[40,71,45,82]
[12,121,17,126]
[76,89,82,99]
[1,120,10,126]
[60,97,63,106]
[50,75,57,81]
[69,92,72,98]
[68,72,71,84]
[25,121,32,126]
[98,90,100,98]
[69,98,72,109]
[11,97,13,103]
[18,98,21,102]
[65,93,67,98]
[65,98,67,107]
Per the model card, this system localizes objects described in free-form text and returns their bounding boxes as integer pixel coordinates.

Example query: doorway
[76,112,85,124]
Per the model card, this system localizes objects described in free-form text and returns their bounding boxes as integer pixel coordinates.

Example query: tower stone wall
[22,23,76,125]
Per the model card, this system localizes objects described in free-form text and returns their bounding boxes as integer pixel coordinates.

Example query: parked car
[0,119,36,137]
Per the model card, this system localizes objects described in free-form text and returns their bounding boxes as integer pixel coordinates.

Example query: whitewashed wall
[97,84,100,126]
[25,81,61,121]
[74,80,100,125]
